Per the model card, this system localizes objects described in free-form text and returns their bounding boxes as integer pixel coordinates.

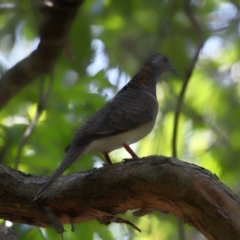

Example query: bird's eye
[162,56,168,63]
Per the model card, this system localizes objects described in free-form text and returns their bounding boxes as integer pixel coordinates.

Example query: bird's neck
[120,65,160,96]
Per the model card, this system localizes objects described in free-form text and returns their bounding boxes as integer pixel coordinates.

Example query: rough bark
[0,0,84,109]
[0,156,240,240]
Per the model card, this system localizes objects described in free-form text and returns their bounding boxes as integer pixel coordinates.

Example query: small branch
[172,0,205,158]
[14,75,53,169]
[0,156,240,240]
[0,0,84,109]
[98,212,141,232]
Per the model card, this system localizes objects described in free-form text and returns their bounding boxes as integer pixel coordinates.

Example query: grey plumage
[33,53,177,201]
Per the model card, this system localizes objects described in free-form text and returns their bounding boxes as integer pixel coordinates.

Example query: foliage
[0,0,240,239]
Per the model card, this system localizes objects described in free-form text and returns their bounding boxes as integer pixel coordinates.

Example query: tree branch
[172,0,205,158]
[13,75,53,169]
[0,0,84,109]
[0,156,240,240]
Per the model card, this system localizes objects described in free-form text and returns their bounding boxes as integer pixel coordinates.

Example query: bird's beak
[169,67,178,77]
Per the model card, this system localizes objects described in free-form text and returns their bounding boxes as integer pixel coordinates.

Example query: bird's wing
[69,89,158,148]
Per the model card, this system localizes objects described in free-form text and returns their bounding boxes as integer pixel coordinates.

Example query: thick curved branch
[0,0,83,109]
[0,156,240,240]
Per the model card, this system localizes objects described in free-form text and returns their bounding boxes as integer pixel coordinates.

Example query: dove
[33,53,177,201]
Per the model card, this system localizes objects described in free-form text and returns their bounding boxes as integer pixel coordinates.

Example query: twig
[172,0,205,158]
[14,74,53,169]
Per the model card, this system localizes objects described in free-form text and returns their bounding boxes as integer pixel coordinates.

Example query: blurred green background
[0,0,240,239]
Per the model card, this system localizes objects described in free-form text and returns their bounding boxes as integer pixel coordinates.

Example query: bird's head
[118,53,177,96]
[145,53,178,77]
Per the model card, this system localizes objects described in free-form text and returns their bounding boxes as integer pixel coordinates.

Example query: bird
[33,53,177,201]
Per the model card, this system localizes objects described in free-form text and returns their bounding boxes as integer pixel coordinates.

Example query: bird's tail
[33,144,88,202]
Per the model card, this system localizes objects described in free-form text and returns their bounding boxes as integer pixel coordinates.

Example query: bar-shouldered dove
[33,53,177,201]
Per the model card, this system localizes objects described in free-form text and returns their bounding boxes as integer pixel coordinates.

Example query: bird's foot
[102,152,113,165]
[122,143,139,158]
